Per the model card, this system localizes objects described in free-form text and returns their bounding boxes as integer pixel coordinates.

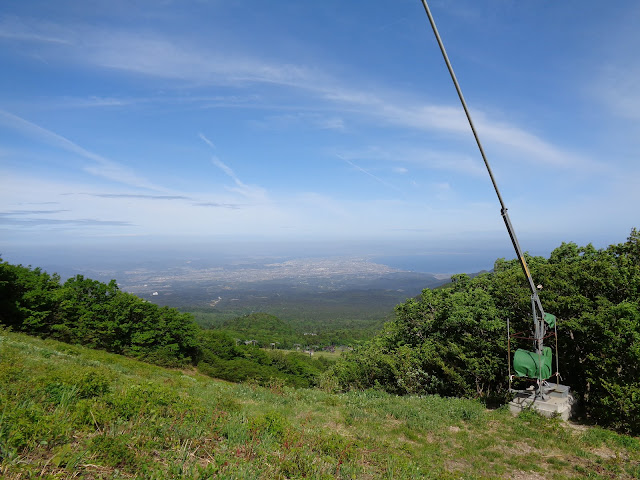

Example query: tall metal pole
[419,0,545,325]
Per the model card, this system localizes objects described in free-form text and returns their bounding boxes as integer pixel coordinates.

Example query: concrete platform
[508,383,573,420]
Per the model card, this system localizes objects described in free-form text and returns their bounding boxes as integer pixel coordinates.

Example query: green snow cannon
[513,313,556,379]
[513,346,553,380]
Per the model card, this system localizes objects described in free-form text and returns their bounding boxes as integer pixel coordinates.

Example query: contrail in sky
[337,154,402,192]
[198,132,216,149]
[199,130,265,199]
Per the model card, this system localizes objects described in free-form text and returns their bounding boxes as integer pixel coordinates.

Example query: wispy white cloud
[210,156,242,185]
[79,30,323,90]
[53,96,132,108]
[597,65,640,121]
[0,109,167,191]
[0,212,132,228]
[471,111,601,170]
[198,132,216,149]
[0,16,71,44]
[193,201,243,209]
[431,181,453,202]
[317,116,345,131]
[591,7,640,124]
[337,154,403,192]
[0,17,323,91]
[210,155,267,199]
[82,193,191,200]
[37,94,258,110]
[325,90,602,172]
[199,133,268,200]
[336,145,486,178]
[3,209,68,214]
[1,16,597,175]
[249,113,346,132]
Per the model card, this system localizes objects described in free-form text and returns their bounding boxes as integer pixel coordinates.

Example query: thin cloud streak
[0,214,133,227]
[337,155,403,193]
[2,209,69,215]
[200,133,268,200]
[198,133,216,149]
[210,156,249,190]
[80,30,321,89]
[0,17,72,44]
[337,146,486,178]
[86,193,191,200]
[325,91,602,172]
[0,110,168,192]
[193,202,243,209]
[3,18,597,174]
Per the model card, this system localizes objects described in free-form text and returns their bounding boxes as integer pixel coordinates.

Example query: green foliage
[200,310,374,350]
[90,433,137,468]
[190,294,391,348]
[248,410,290,441]
[0,261,201,367]
[0,260,332,386]
[196,330,332,387]
[328,275,508,399]
[327,228,640,434]
[0,262,60,333]
[221,312,297,345]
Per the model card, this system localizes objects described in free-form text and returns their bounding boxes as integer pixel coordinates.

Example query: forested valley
[0,265,332,389]
[1,228,639,435]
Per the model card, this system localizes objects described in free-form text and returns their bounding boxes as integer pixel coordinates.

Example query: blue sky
[1,0,639,267]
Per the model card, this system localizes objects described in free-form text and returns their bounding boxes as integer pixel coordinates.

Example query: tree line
[0,263,331,387]
[325,228,640,434]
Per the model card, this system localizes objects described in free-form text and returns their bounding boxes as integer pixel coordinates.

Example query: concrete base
[508,383,573,420]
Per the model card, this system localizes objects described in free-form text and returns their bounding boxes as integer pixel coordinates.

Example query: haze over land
[1,244,454,331]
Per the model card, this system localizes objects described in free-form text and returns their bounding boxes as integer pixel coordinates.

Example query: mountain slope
[1,329,638,479]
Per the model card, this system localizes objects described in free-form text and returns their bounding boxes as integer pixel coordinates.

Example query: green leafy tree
[327,229,640,433]
[0,260,60,333]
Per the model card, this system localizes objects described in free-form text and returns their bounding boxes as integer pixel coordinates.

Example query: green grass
[1,329,639,479]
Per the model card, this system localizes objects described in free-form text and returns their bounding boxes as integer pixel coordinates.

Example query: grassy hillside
[2,329,639,479]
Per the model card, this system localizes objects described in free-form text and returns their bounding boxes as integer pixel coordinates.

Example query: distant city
[0,243,505,330]
[114,256,451,312]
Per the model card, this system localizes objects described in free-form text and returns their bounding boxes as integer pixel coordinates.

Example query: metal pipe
[507,317,512,391]
[419,0,545,317]
[419,0,505,210]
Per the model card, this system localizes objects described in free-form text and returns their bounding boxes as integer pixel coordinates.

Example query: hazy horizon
[1,226,630,280]
[2,1,638,264]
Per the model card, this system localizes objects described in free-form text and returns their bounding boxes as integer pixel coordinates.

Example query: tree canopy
[327,228,640,434]
[0,262,332,386]
[0,265,200,366]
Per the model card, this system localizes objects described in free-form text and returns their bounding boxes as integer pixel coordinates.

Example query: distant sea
[372,253,500,275]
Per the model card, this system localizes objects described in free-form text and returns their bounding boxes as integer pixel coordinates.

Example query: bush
[0,262,201,368]
[326,228,640,434]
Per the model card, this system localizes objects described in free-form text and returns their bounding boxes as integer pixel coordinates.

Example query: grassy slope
[1,330,639,479]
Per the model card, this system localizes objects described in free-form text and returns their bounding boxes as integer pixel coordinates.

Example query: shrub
[326,228,640,434]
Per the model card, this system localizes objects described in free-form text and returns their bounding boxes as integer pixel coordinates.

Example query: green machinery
[419,1,572,409]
